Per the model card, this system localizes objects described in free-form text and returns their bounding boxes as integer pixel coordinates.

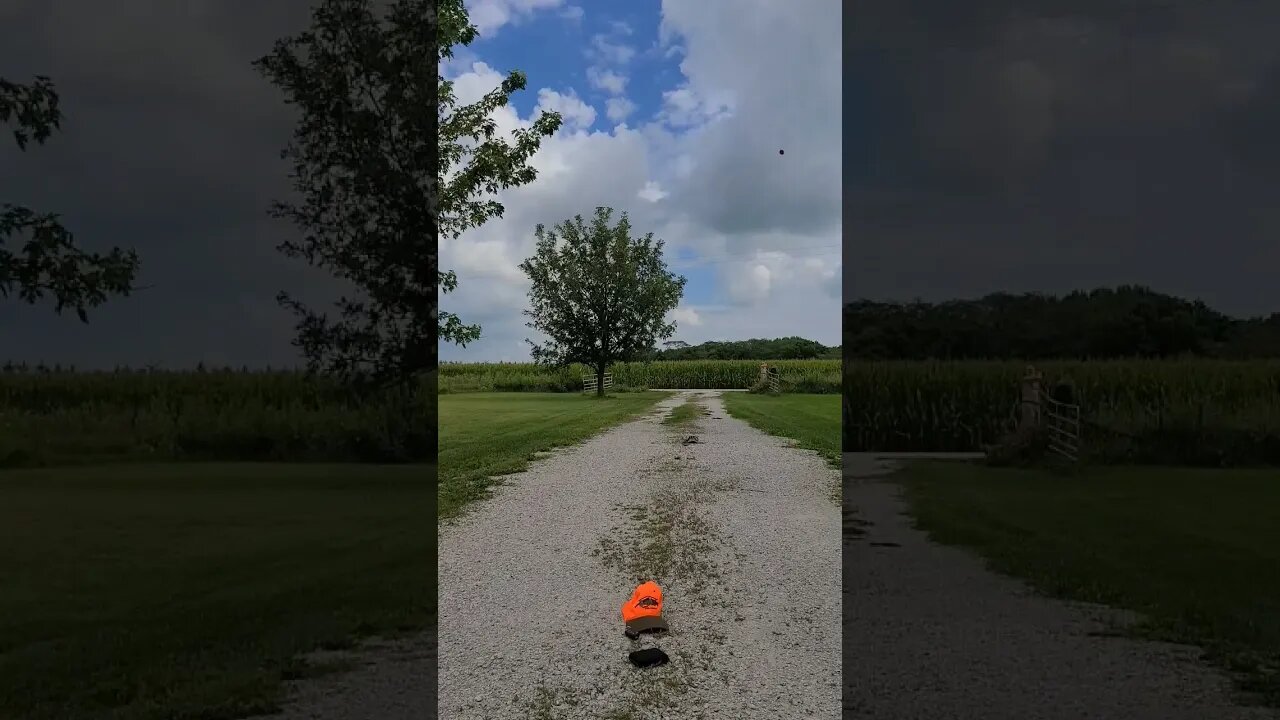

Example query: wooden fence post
[1019,365,1043,433]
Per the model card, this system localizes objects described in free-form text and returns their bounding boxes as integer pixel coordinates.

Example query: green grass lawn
[437,391,670,519]
[898,462,1280,705]
[0,462,433,720]
[721,393,841,467]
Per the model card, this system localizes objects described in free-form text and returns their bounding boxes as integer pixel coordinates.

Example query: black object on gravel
[628,648,669,668]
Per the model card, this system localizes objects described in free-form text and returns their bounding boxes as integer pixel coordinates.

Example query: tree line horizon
[7,285,1280,372]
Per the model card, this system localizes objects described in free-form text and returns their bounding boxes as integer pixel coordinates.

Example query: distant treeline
[651,336,840,361]
[844,286,1280,360]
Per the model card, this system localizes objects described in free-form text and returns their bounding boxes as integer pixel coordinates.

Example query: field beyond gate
[440,359,839,393]
[842,359,1280,465]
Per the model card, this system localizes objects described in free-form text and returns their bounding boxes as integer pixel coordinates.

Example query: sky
[845,0,1280,317]
[0,0,841,368]
[438,0,842,361]
[12,1,1275,368]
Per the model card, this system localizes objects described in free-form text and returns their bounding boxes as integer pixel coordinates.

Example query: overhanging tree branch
[0,76,140,321]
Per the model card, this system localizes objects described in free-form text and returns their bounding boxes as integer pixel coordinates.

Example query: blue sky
[439,0,842,362]
[474,2,675,122]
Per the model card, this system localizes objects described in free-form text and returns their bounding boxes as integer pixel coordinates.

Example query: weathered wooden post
[1019,365,1043,434]
[758,362,768,386]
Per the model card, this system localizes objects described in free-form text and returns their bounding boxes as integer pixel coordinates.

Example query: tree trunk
[596,363,606,397]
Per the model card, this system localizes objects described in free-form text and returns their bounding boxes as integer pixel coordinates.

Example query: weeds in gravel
[594,493,723,596]
[662,399,704,428]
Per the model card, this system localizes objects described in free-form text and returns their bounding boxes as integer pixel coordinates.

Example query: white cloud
[587,67,628,95]
[453,239,527,284]
[560,5,584,22]
[448,61,507,105]
[536,88,597,129]
[670,306,702,328]
[588,34,636,65]
[722,251,839,306]
[468,0,565,36]
[440,1,841,361]
[658,84,734,128]
[637,180,668,202]
[606,96,637,122]
[727,262,772,304]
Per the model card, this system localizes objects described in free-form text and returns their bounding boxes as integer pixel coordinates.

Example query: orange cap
[622,581,663,622]
[622,581,669,634]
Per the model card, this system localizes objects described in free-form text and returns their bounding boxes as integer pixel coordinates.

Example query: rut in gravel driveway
[438,391,840,720]
[843,452,1278,720]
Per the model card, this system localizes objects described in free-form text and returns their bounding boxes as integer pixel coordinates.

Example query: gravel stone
[239,634,437,720]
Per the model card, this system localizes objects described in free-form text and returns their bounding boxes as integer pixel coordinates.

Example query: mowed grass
[722,393,841,467]
[0,462,433,720]
[438,392,670,518]
[899,462,1280,704]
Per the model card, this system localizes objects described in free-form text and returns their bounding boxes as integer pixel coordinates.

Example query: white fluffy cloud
[669,306,702,328]
[468,0,566,35]
[587,34,636,65]
[442,1,841,361]
[536,88,596,129]
[605,96,637,122]
[587,67,628,95]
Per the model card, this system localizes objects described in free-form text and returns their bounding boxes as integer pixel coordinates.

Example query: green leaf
[257,0,560,384]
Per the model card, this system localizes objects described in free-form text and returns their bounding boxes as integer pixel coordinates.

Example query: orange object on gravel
[622,581,669,635]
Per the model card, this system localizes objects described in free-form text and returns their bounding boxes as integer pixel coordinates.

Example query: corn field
[0,368,435,467]
[439,360,840,393]
[844,360,1280,464]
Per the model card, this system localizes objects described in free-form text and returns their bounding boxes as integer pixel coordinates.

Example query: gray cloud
[1,0,320,368]
[845,0,1280,317]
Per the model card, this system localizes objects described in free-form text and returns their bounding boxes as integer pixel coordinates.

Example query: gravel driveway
[438,390,840,719]
[843,452,1277,720]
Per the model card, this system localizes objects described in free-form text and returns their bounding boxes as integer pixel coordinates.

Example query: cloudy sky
[846,0,1280,317]
[0,0,841,368]
[439,0,841,361]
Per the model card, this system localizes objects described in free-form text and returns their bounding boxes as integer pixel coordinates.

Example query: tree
[254,0,561,385]
[841,286,1261,360]
[1,76,139,321]
[438,0,561,347]
[520,207,686,396]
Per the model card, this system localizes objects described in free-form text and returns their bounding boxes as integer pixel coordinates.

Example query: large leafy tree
[438,0,561,347]
[520,207,686,396]
[255,0,560,385]
[1,76,139,321]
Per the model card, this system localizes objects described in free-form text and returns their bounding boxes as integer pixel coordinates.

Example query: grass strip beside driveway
[438,391,670,519]
[721,393,840,468]
[898,462,1280,706]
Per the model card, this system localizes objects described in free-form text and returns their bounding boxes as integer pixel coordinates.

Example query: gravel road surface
[240,635,437,720]
[436,390,840,719]
[843,452,1276,720]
